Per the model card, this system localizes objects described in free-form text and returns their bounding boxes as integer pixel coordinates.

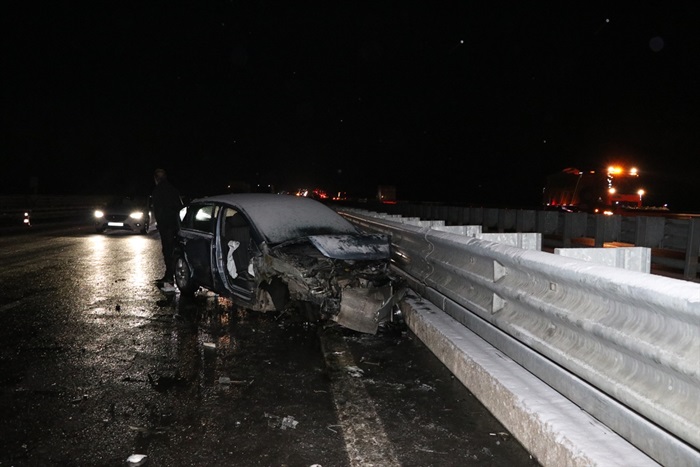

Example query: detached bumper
[334,285,404,334]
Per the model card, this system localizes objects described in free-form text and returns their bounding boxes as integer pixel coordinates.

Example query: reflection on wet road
[0,227,538,466]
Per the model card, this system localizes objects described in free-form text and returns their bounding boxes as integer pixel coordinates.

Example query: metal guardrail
[0,207,93,231]
[0,195,113,231]
[341,208,700,467]
[0,209,31,228]
[354,203,700,281]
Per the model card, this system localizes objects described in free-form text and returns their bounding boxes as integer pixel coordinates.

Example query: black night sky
[2,3,699,210]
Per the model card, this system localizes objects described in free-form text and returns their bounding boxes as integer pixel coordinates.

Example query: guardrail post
[684,218,700,280]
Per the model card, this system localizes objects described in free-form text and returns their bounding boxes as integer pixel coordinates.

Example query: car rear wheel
[175,255,198,295]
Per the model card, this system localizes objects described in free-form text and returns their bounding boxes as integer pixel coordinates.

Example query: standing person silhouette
[151,168,183,293]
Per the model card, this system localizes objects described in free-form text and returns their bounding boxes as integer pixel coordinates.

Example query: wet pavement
[0,227,539,466]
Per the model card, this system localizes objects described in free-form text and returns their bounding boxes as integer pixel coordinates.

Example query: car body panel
[174,193,399,333]
[336,285,394,334]
[307,234,390,260]
[179,230,215,289]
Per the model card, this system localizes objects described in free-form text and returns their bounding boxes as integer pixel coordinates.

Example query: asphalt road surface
[0,226,539,466]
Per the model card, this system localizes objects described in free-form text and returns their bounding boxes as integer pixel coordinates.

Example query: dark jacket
[152,180,183,230]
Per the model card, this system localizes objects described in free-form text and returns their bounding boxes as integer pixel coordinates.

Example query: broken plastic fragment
[203,342,216,349]
[281,416,298,430]
[345,366,364,378]
[335,285,394,334]
[126,454,147,466]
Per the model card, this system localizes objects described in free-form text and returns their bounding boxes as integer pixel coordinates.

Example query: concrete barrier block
[432,225,482,236]
[403,219,446,228]
[400,294,657,467]
[401,218,428,227]
[554,247,651,273]
[477,232,542,250]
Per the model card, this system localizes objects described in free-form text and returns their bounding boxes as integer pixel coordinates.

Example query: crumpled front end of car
[262,237,400,334]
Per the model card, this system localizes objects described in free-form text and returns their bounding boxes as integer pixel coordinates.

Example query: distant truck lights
[605,165,645,208]
[606,165,638,176]
[543,165,648,213]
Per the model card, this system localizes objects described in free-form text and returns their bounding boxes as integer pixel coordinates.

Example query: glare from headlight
[130,211,144,220]
[94,210,104,218]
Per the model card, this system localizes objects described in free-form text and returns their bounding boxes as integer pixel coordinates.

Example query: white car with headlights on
[94,196,153,234]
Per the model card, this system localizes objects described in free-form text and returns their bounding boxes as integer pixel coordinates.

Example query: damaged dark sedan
[173,193,400,333]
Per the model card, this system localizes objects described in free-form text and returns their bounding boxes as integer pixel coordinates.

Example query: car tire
[140,222,149,235]
[175,255,198,296]
[96,226,106,233]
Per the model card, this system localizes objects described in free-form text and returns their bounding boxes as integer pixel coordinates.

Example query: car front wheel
[174,255,198,295]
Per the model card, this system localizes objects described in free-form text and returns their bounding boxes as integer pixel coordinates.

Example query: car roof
[190,193,358,244]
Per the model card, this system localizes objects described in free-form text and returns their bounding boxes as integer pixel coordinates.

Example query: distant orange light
[312,189,328,199]
[608,188,616,194]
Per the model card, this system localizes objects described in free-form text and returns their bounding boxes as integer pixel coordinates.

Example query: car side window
[190,205,219,234]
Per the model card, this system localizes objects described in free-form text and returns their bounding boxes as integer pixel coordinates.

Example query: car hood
[307,234,390,260]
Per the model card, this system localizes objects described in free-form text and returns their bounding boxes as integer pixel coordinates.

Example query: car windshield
[211,194,358,244]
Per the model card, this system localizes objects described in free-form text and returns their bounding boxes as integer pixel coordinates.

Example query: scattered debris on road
[126,453,147,466]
